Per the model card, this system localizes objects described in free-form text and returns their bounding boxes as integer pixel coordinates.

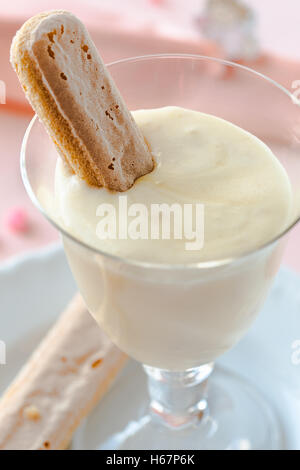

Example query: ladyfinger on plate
[10,10,154,191]
[0,294,127,450]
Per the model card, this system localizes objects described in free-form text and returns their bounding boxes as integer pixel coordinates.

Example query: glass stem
[143,363,214,429]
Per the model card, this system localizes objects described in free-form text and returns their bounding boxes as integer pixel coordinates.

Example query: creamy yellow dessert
[55,106,292,264]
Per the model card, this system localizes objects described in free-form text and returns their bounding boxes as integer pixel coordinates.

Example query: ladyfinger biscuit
[10,10,154,191]
[0,294,127,450]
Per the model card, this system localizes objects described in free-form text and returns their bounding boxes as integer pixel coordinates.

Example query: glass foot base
[111,367,281,450]
[74,365,282,450]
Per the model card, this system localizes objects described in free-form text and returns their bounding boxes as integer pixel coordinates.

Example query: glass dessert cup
[21,55,300,450]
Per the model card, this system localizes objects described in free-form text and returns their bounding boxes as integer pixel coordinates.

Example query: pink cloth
[2,1,300,57]
[0,1,299,271]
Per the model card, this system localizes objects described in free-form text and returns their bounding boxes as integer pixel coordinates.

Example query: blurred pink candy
[5,207,29,233]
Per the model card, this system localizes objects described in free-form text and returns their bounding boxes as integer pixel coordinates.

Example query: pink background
[0,0,299,270]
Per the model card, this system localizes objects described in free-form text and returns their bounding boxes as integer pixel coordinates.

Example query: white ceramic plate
[1,244,300,449]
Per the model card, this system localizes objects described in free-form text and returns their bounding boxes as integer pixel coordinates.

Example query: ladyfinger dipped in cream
[10,10,154,191]
[0,294,127,450]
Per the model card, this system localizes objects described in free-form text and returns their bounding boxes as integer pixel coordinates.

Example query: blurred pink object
[5,207,29,233]
[149,0,165,5]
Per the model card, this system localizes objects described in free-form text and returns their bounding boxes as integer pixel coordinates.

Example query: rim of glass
[21,53,300,270]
